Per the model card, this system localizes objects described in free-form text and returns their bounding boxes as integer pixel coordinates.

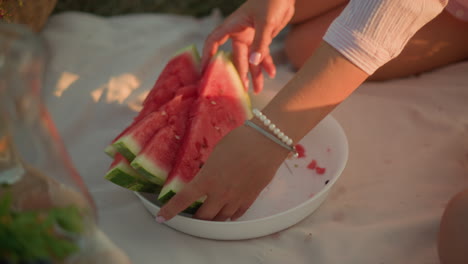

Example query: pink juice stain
[316,167,326,175]
[295,144,306,158]
[306,159,326,175]
[307,160,317,170]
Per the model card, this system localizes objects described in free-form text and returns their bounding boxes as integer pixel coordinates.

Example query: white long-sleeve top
[323,0,449,74]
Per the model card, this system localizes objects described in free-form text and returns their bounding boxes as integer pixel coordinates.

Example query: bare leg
[285,7,468,81]
[438,189,468,264]
[290,0,348,24]
[286,5,346,70]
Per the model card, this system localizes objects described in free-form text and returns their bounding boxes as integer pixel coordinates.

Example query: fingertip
[249,52,262,66]
[266,67,276,79]
[262,55,276,79]
[155,215,166,224]
[244,78,250,92]
[254,73,264,94]
[269,64,276,78]
[156,204,171,222]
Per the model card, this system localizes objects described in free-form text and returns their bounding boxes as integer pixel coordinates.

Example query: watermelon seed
[325,180,330,185]
[211,101,217,105]
[175,135,180,140]
[214,126,220,131]
[161,111,167,116]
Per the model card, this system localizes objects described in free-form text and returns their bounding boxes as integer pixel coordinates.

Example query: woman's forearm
[260,41,368,143]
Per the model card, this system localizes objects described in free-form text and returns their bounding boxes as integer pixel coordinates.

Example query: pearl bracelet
[245,108,298,158]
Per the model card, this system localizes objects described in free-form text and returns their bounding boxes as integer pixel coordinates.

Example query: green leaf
[50,206,84,234]
[0,190,12,216]
[47,237,80,259]
[0,192,85,262]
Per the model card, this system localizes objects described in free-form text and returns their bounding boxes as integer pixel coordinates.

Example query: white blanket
[41,11,468,264]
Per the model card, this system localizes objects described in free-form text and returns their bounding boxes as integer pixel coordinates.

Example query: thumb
[249,21,273,66]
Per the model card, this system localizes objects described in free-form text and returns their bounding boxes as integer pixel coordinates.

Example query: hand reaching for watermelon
[157,124,289,221]
[201,0,295,94]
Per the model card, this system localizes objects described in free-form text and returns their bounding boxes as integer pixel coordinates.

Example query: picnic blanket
[41,11,468,264]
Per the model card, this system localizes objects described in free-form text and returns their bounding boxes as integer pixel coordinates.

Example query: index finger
[201,14,247,70]
[157,182,205,222]
[202,28,229,71]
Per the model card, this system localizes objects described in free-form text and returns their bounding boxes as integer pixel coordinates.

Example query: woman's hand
[157,123,289,222]
[202,0,295,93]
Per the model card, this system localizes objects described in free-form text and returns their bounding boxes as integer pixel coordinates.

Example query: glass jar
[0,23,131,264]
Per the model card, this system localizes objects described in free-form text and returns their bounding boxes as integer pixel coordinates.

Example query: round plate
[135,114,348,240]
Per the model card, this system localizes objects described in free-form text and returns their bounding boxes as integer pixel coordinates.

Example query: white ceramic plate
[135,114,348,240]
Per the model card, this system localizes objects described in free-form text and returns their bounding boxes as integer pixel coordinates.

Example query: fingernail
[249,52,261,66]
[155,215,166,223]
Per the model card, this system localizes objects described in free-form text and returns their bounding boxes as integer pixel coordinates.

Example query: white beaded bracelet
[245,108,298,158]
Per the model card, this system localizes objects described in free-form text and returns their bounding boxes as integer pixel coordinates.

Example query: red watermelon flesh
[142,48,200,106]
[130,96,195,185]
[113,85,198,162]
[105,45,200,158]
[158,52,252,211]
[135,75,182,122]
[108,83,197,149]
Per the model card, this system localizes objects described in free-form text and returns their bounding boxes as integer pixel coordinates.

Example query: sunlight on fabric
[127,90,149,112]
[55,72,79,97]
[90,73,140,104]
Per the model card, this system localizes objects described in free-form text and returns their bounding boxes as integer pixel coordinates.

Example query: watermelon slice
[130,95,195,185]
[104,154,161,192]
[157,52,252,212]
[140,45,201,110]
[105,45,200,158]
[113,85,197,162]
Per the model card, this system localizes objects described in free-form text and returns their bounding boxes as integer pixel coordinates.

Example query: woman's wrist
[238,120,291,165]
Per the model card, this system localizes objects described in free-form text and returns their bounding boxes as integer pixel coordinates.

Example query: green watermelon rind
[113,135,140,162]
[130,155,167,186]
[158,190,203,215]
[157,178,205,214]
[175,44,201,70]
[104,145,118,158]
[104,163,161,193]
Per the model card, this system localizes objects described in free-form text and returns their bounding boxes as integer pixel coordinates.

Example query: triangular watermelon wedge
[157,52,252,213]
[113,85,197,162]
[104,153,161,193]
[105,45,200,158]
[130,94,195,185]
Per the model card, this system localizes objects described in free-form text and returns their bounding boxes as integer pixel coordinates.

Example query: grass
[53,0,245,17]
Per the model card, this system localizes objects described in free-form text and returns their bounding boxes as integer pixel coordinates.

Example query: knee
[284,26,307,70]
[284,25,322,70]
[438,189,468,264]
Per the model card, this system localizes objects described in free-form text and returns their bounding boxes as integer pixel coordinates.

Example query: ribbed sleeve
[323,0,448,74]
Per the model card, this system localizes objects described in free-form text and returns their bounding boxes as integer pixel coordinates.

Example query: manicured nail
[155,215,166,223]
[249,52,261,66]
